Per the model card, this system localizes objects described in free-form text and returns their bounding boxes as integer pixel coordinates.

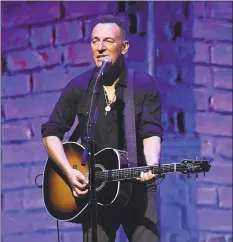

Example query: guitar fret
[102,162,209,182]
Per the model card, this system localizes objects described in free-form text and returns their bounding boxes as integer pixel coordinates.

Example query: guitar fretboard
[95,164,187,182]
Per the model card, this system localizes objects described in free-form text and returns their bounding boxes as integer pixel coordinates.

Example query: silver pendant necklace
[105,104,111,114]
[104,88,116,116]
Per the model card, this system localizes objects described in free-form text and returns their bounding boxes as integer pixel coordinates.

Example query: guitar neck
[102,164,181,182]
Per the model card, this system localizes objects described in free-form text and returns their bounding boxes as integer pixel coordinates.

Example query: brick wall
[1,1,232,242]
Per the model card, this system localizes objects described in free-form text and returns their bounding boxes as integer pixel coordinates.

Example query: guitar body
[43,142,132,221]
[43,142,211,222]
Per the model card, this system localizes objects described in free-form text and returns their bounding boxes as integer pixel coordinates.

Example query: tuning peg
[204,172,205,177]
[187,174,191,179]
[196,174,198,178]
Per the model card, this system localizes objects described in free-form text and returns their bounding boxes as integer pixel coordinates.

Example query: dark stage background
[1,1,232,242]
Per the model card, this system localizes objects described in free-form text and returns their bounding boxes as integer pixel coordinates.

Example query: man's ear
[121,40,129,54]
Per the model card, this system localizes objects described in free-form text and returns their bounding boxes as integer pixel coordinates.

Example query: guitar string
[83,165,192,176]
[82,165,193,178]
[83,166,174,176]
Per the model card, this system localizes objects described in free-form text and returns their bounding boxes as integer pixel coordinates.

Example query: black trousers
[82,181,160,242]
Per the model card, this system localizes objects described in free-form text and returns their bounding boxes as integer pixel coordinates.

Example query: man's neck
[101,56,124,87]
[103,79,119,91]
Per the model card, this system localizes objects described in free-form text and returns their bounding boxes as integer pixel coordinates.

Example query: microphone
[96,56,112,81]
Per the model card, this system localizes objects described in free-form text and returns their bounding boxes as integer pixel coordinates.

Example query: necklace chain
[104,88,116,115]
[104,89,116,104]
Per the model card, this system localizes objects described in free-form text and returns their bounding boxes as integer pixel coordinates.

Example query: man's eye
[105,40,114,43]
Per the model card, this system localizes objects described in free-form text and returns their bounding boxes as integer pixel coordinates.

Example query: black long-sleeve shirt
[41,66,163,166]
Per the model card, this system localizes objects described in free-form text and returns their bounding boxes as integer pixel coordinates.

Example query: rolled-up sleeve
[139,77,163,141]
[41,83,77,140]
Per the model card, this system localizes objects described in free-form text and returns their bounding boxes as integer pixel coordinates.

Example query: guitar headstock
[178,158,211,177]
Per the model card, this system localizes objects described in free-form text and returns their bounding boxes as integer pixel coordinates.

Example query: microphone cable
[34,173,61,242]
[34,173,43,188]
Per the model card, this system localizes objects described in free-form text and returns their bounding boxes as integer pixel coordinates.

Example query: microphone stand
[81,70,103,242]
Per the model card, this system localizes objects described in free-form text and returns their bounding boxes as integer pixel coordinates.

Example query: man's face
[91,23,129,68]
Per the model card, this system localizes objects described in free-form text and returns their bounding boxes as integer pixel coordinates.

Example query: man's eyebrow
[92,36,116,40]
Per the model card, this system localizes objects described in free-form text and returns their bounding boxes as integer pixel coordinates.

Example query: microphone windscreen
[102,56,112,64]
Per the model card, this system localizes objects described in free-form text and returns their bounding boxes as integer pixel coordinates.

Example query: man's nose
[98,41,106,51]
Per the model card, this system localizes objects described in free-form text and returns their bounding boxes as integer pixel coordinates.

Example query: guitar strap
[123,68,138,166]
[124,69,158,191]
[68,123,80,142]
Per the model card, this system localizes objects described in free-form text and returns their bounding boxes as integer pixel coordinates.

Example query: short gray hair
[92,14,128,40]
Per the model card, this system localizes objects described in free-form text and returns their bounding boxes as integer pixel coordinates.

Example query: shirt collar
[117,58,127,87]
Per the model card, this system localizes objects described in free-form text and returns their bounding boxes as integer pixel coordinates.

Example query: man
[41,15,163,242]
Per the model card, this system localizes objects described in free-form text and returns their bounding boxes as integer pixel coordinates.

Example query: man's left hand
[136,170,155,182]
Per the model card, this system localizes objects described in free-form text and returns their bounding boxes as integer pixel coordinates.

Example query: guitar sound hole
[95,165,105,191]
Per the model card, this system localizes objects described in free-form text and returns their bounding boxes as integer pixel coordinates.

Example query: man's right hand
[66,168,89,198]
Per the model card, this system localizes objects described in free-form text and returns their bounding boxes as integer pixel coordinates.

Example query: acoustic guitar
[42,142,211,222]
